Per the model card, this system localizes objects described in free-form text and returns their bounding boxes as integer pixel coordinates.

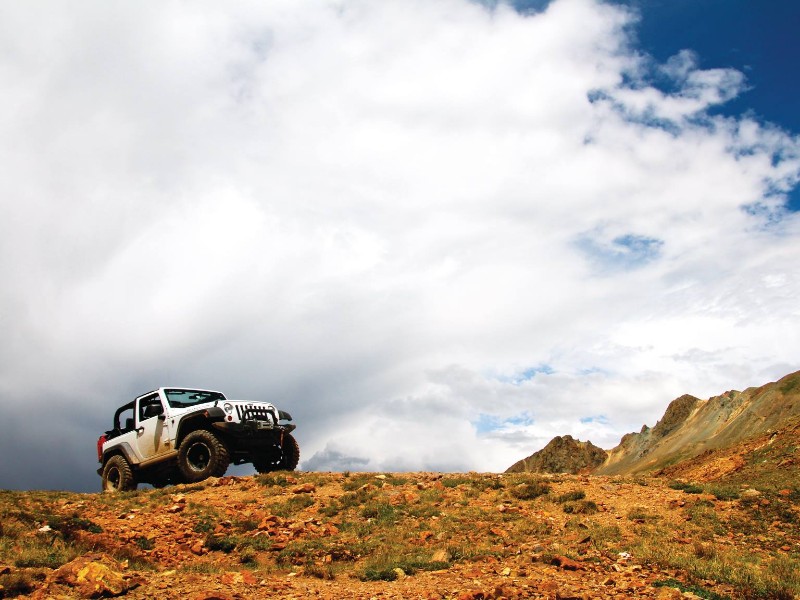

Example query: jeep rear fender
[102,442,138,467]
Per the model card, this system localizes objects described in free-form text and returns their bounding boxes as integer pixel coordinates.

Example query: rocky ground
[1,471,798,599]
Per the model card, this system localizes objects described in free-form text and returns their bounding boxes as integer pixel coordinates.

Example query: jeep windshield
[164,388,226,408]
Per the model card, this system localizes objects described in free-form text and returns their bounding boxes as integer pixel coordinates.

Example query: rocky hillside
[507,370,800,481]
[597,369,800,476]
[2,471,799,599]
[505,435,607,475]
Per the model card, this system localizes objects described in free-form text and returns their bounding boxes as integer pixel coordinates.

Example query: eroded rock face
[504,435,607,474]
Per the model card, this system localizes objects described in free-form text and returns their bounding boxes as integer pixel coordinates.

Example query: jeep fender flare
[101,443,139,467]
[175,407,226,448]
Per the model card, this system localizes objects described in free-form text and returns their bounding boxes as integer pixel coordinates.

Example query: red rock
[292,483,316,494]
[551,555,583,571]
[464,568,483,578]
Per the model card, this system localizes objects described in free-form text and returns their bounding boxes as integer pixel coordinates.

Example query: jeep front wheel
[177,430,230,482]
[280,433,300,471]
[102,455,137,492]
[253,433,300,473]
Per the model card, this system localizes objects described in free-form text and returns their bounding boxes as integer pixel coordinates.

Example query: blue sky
[0,0,799,491]
[512,0,800,214]
[622,0,799,130]
[618,0,800,211]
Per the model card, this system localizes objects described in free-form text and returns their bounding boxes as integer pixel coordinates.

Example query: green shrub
[556,490,586,503]
[510,481,550,500]
[205,535,237,553]
[563,500,598,515]
[0,571,36,597]
[256,474,291,488]
[708,486,740,501]
[134,536,155,551]
[359,558,450,581]
[653,578,728,600]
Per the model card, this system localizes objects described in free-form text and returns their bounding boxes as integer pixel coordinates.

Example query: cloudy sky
[1,0,798,492]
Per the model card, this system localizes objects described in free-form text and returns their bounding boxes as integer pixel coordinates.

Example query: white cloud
[0,0,798,489]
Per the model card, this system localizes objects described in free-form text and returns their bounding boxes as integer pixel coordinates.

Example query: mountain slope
[506,369,800,480]
[597,369,800,476]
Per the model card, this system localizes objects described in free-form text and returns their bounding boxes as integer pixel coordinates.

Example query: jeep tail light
[97,435,107,462]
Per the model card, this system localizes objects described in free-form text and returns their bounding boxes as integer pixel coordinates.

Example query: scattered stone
[551,555,582,571]
[292,483,316,494]
[221,571,258,585]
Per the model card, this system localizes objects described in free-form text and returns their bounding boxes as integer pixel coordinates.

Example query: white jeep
[97,387,299,492]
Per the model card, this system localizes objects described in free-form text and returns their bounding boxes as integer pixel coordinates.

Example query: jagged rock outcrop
[505,435,607,474]
[597,393,701,475]
[505,369,800,478]
[597,370,800,476]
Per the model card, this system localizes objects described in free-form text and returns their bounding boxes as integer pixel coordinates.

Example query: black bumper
[212,421,296,436]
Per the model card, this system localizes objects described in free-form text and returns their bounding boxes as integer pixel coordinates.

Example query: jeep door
[133,393,171,461]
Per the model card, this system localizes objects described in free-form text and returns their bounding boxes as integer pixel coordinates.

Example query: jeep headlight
[223,403,233,414]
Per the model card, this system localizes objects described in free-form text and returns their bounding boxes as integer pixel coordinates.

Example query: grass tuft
[510,481,550,500]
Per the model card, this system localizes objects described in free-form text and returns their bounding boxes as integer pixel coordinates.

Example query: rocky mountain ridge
[508,369,800,479]
[505,435,607,475]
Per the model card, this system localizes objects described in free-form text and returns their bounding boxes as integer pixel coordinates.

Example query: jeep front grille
[236,404,276,424]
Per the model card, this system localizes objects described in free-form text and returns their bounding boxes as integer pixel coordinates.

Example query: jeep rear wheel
[177,430,230,482]
[102,455,137,492]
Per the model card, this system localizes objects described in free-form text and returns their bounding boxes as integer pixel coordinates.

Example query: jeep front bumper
[212,421,296,436]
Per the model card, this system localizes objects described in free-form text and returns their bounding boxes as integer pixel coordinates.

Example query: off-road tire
[177,429,230,482]
[253,433,300,473]
[280,433,300,471]
[102,455,137,492]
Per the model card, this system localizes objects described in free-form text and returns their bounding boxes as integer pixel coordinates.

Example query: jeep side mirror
[158,414,166,421]
[125,417,134,431]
